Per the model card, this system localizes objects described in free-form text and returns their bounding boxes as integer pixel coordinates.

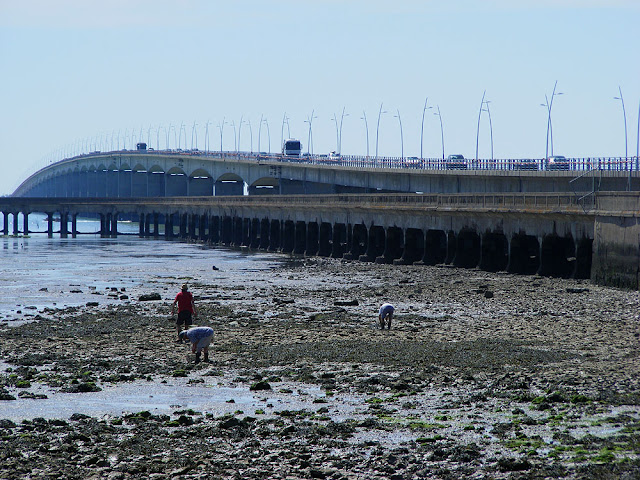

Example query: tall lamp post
[246,119,253,153]
[281,113,290,147]
[483,101,494,162]
[305,110,317,155]
[420,97,431,159]
[394,109,404,160]
[262,117,271,153]
[217,118,226,154]
[191,121,198,150]
[339,107,348,154]
[361,111,369,158]
[204,120,211,153]
[541,80,563,159]
[434,106,444,160]
[237,116,244,153]
[332,113,340,152]
[475,90,486,163]
[613,86,629,161]
[375,103,387,159]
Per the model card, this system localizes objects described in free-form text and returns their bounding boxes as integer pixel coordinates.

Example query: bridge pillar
[479,231,509,272]
[445,231,457,264]
[331,223,347,258]
[139,214,145,237]
[0,212,6,235]
[318,222,332,257]
[361,225,385,262]
[294,221,306,254]
[259,218,270,249]
[378,226,403,264]
[110,212,118,237]
[71,214,77,238]
[164,213,174,239]
[421,229,446,265]
[249,218,260,249]
[47,213,54,238]
[395,228,423,265]
[60,213,68,238]
[345,223,367,260]
[153,213,160,237]
[209,215,220,243]
[11,212,18,236]
[453,229,481,269]
[268,219,281,251]
[574,237,593,279]
[22,212,29,236]
[281,221,295,253]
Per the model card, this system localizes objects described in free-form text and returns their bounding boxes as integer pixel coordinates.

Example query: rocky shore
[1,257,639,479]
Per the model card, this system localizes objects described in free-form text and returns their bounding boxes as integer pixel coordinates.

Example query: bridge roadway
[12,151,640,198]
[2,192,639,289]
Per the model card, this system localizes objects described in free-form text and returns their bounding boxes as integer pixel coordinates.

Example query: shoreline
[1,257,639,479]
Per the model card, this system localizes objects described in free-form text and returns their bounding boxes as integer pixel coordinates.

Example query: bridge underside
[0,206,594,281]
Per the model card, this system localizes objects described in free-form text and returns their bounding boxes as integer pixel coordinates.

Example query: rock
[86,302,99,307]
[334,299,359,306]
[484,290,494,298]
[566,287,589,294]
[212,265,219,271]
[138,293,162,301]
[250,381,272,391]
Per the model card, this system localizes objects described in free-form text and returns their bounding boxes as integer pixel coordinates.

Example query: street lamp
[304,110,317,155]
[393,109,403,160]
[475,90,486,162]
[613,86,629,161]
[281,113,290,147]
[191,121,198,150]
[420,97,432,160]
[178,122,186,150]
[204,120,211,153]
[230,120,237,152]
[217,118,226,154]
[375,103,387,159]
[541,80,563,159]
[434,106,445,160]
[246,119,253,153]
[237,116,244,153]
[263,117,271,154]
[339,107,348,154]
[258,114,264,153]
[360,110,369,158]
[332,113,339,152]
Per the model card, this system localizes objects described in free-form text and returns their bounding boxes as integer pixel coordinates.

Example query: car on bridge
[545,155,569,170]
[512,158,539,170]
[445,154,466,170]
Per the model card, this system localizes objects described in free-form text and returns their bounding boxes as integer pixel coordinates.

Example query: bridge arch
[215,172,244,196]
[166,167,187,196]
[189,168,214,196]
[248,176,279,195]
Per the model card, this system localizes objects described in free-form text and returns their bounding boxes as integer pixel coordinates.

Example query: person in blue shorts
[378,303,395,330]
[178,326,214,363]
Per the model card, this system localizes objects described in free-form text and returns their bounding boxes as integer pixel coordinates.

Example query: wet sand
[1,257,639,479]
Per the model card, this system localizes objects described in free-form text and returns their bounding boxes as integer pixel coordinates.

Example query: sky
[1,0,639,195]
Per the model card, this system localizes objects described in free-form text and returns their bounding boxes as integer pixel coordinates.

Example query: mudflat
[1,258,639,479]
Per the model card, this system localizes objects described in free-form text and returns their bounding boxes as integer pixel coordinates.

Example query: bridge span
[2,192,639,289]
[12,151,640,197]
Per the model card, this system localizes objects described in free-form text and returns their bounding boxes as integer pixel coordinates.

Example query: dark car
[513,158,539,170]
[445,154,466,170]
[545,155,569,170]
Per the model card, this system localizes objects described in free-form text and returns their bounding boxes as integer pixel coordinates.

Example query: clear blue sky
[1,0,638,195]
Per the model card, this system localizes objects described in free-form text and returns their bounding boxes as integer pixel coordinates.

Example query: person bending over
[179,326,214,364]
[378,303,395,330]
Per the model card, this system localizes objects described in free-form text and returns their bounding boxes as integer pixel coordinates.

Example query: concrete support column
[2,212,8,235]
[139,214,145,237]
[165,213,174,239]
[47,213,54,238]
[23,212,29,236]
[12,213,19,236]
[71,214,77,238]
[110,212,118,237]
[153,213,159,237]
[60,213,68,238]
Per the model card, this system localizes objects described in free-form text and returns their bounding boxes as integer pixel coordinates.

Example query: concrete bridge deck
[2,192,638,289]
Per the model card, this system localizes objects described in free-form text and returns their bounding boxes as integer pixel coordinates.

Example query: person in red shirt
[172,283,198,342]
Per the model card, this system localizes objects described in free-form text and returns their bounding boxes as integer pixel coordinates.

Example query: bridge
[4,151,640,289]
[2,192,639,290]
[12,150,640,198]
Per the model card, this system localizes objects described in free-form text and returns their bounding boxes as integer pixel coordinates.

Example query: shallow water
[0,219,282,322]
